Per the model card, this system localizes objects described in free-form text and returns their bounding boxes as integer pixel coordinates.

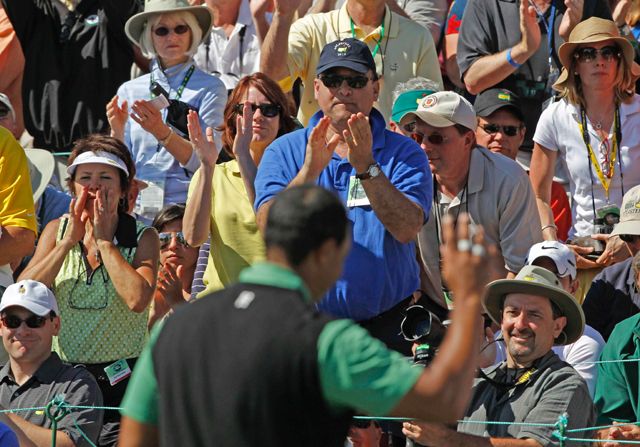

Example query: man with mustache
[403,265,595,446]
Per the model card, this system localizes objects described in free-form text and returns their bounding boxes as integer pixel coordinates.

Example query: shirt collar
[308,108,387,152]
[0,353,64,387]
[239,262,312,303]
[151,58,195,82]
[467,146,486,195]
[337,4,397,39]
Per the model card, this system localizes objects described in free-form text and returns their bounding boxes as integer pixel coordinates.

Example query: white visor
[67,151,129,177]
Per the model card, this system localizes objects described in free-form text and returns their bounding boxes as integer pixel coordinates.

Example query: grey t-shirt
[0,353,103,446]
[458,351,595,447]
[456,0,611,150]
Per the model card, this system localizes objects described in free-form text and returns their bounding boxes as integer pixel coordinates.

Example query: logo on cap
[424,96,438,108]
[523,275,536,282]
[334,41,351,56]
[498,92,511,101]
[18,285,25,295]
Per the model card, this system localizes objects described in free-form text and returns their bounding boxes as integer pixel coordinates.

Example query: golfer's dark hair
[265,185,348,266]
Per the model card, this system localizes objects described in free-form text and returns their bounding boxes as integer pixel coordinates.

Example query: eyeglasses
[318,74,371,89]
[0,108,10,120]
[573,46,621,63]
[411,131,448,145]
[153,25,190,37]
[402,121,417,133]
[159,231,190,250]
[1,314,51,329]
[479,123,522,137]
[620,234,640,243]
[233,103,281,118]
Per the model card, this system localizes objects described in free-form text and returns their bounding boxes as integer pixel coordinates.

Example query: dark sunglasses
[1,314,51,329]
[318,74,371,89]
[573,46,621,63]
[158,231,190,250]
[402,121,417,133]
[620,234,640,243]
[233,103,281,118]
[153,24,190,37]
[411,131,448,145]
[480,123,522,137]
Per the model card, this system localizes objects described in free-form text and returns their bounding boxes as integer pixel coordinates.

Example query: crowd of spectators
[2,0,640,445]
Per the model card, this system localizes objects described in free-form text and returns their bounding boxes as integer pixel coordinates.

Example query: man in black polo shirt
[118,184,498,446]
[0,280,103,447]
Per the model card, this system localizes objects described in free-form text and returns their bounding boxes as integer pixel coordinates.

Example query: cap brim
[476,104,524,122]
[0,299,52,317]
[125,5,213,48]
[611,220,640,236]
[483,279,585,345]
[402,110,456,128]
[25,149,55,203]
[316,60,371,75]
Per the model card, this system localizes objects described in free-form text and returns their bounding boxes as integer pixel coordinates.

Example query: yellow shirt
[283,4,443,126]
[188,160,265,296]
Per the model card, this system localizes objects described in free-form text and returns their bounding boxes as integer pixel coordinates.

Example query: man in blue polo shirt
[254,38,431,354]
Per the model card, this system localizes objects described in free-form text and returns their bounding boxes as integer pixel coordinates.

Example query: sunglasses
[411,131,448,145]
[573,46,621,63]
[153,24,190,37]
[318,74,371,89]
[402,121,417,134]
[480,123,522,137]
[1,314,51,329]
[158,231,190,250]
[233,103,281,118]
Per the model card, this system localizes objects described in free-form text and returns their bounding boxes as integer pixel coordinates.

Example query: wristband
[506,48,522,69]
[158,128,173,146]
[541,224,558,233]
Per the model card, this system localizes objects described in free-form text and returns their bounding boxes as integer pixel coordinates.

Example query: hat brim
[611,220,640,236]
[476,103,524,122]
[0,299,53,317]
[316,60,372,75]
[402,110,457,128]
[483,279,585,345]
[554,35,640,91]
[25,149,55,203]
[125,5,213,48]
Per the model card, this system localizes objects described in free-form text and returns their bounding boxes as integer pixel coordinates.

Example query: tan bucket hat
[125,0,212,48]
[553,17,640,90]
[483,265,585,345]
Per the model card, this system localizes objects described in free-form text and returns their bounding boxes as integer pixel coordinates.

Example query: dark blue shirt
[254,109,432,320]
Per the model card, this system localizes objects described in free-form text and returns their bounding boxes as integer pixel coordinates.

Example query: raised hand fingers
[187,110,202,142]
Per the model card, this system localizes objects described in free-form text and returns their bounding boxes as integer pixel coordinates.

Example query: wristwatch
[356,163,381,180]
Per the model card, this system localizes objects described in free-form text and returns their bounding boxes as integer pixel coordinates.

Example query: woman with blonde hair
[530,17,640,295]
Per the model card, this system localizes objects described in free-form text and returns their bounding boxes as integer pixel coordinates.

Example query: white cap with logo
[401,91,477,131]
[611,184,640,237]
[525,241,577,281]
[0,280,59,316]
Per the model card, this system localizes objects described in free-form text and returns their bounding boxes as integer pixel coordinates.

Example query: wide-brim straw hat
[125,0,213,48]
[554,17,640,91]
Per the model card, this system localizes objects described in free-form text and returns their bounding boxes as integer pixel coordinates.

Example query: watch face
[369,165,381,177]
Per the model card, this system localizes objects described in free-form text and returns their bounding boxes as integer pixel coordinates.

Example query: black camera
[400,305,446,366]
[149,81,198,137]
[594,211,620,235]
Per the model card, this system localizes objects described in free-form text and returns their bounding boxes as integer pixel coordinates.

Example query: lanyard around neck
[350,15,385,58]
[150,64,195,101]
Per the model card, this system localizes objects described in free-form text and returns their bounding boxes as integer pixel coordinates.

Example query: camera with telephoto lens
[149,82,198,137]
[400,305,446,366]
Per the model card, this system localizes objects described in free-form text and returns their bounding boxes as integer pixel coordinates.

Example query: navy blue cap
[316,38,376,75]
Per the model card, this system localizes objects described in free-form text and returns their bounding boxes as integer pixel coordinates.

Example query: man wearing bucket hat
[406,90,541,311]
[2,0,140,151]
[583,184,640,340]
[404,265,595,446]
[0,280,103,447]
[255,39,431,355]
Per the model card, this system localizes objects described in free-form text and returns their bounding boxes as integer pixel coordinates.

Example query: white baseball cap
[67,150,129,177]
[611,184,640,237]
[0,280,59,316]
[401,91,477,131]
[525,241,577,281]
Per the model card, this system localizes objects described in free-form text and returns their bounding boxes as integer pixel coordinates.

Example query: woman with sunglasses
[18,135,159,446]
[106,0,226,222]
[530,18,640,281]
[183,73,296,296]
[148,204,199,329]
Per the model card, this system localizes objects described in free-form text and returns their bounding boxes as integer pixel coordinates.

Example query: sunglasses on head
[1,313,52,329]
[153,24,190,37]
[158,231,190,250]
[233,103,281,118]
[411,131,448,145]
[573,46,621,63]
[318,74,371,89]
[480,123,522,137]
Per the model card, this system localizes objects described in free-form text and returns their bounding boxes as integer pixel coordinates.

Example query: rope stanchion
[552,413,568,447]
[44,395,69,447]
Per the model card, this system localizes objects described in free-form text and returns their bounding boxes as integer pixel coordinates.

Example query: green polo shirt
[595,313,640,424]
[121,262,422,424]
